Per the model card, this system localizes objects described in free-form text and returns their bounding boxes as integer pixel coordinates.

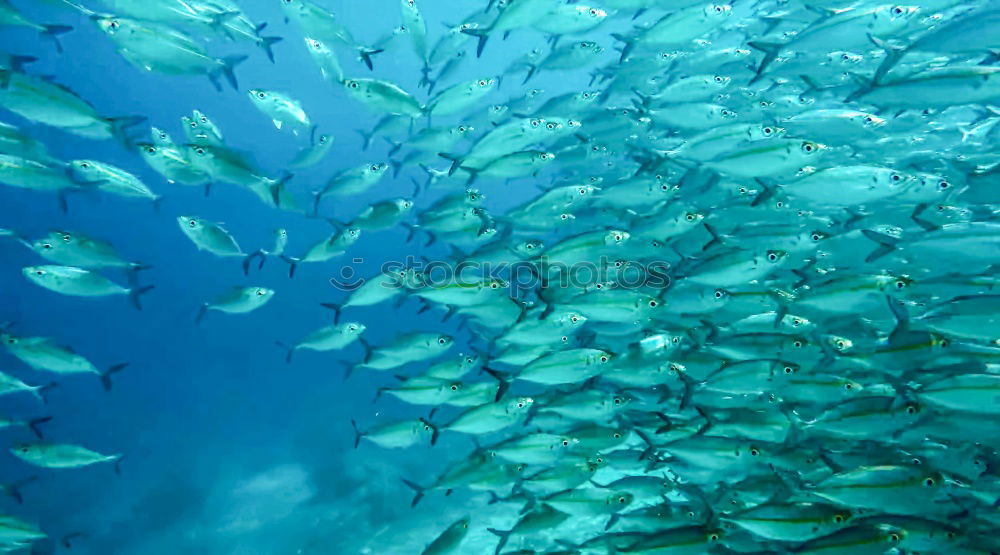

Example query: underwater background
[1,0,1000,554]
[0,2,531,552]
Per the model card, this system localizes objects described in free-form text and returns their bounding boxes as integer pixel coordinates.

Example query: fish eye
[349,82,359,89]
[750,448,760,456]
[939,338,950,347]
[685,213,696,221]
[738,186,748,194]
[721,109,734,117]
[614,234,622,241]
[906,405,918,414]
[516,402,524,408]
[811,232,822,241]
[844,383,853,390]
[714,290,724,299]
[41,242,52,250]
[200,117,207,123]
[836,340,845,349]
[561,335,569,342]
[834,514,845,523]
[560,214,569,220]
[660,184,669,191]
[864,115,875,123]
[531,120,540,127]
[938,180,950,190]
[34,270,44,276]
[188,220,197,227]
[671,336,679,343]
[767,252,779,262]
[599,355,608,363]
[892,6,904,14]
[710,533,720,541]
[947,531,956,540]
[257,92,266,99]
[256,289,265,296]
[618,496,627,503]
[109,20,120,29]
[895,280,907,289]
[438,337,447,344]
[450,384,458,391]
[80,162,90,169]
[793,340,803,348]
[570,316,579,323]
[713,5,723,12]
[195,147,205,155]
[189,121,198,128]
[763,126,773,135]
[458,126,466,132]
[891,173,902,182]
[144,146,155,153]
[589,8,597,14]
[714,76,724,83]
[478,80,487,86]
[775,201,784,208]
[783,366,794,374]
[801,142,816,153]
[545,122,556,130]
[561,439,569,446]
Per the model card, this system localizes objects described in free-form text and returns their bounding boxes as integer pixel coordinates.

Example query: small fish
[196,286,275,324]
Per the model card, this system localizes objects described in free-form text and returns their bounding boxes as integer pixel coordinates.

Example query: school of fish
[1,0,999,552]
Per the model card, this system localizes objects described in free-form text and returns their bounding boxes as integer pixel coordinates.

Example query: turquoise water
[1,0,999,553]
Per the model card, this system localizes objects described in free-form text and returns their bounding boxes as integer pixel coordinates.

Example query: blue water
[0,1,562,552]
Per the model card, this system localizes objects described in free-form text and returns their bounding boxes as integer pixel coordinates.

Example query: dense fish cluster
[1,0,999,552]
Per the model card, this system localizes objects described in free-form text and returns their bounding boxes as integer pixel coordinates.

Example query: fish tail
[5,475,37,504]
[129,285,155,311]
[275,341,295,364]
[242,249,264,275]
[350,419,365,448]
[386,161,405,184]
[358,47,384,71]
[483,368,510,401]
[27,416,52,439]
[611,33,633,63]
[419,416,439,446]
[355,128,374,151]
[860,230,899,262]
[320,302,342,325]
[280,255,300,279]
[101,363,129,392]
[30,382,55,405]
[401,478,427,507]
[195,304,209,325]
[438,152,462,175]
[385,138,403,158]
[261,36,283,63]
[486,528,512,554]
[41,24,73,53]
[219,54,249,91]
[359,337,373,364]
[7,55,37,73]
[107,115,147,148]
[867,33,907,84]
[464,27,489,58]
[522,64,538,85]
[746,41,782,83]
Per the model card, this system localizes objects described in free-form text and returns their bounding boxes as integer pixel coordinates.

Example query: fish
[247,89,311,133]
[11,443,121,471]
[196,286,275,324]
[91,16,247,90]
[22,265,154,310]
